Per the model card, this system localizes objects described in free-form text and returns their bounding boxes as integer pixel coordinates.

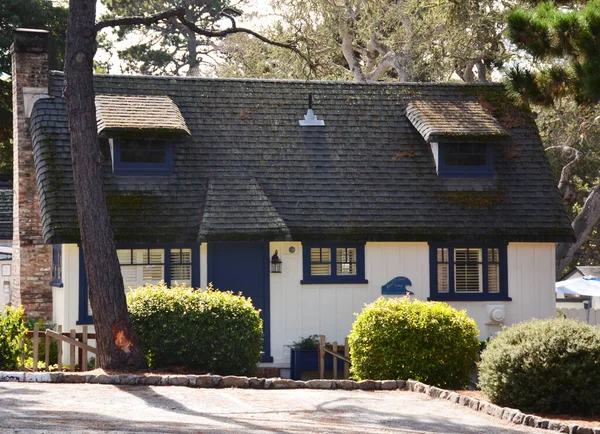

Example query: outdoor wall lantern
[271,250,282,273]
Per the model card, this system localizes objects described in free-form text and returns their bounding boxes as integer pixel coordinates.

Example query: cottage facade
[13,29,572,368]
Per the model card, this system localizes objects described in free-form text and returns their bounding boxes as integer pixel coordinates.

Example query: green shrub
[0,306,27,370]
[479,318,600,415]
[127,283,263,376]
[348,297,479,388]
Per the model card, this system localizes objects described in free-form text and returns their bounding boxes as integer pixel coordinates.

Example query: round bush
[348,297,480,388]
[127,283,263,376]
[0,306,27,370]
[479,318,600,415]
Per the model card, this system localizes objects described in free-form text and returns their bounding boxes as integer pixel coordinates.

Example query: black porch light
[271,250,282,273]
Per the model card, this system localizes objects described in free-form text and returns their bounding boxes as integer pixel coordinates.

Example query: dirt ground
[0,382,549,434]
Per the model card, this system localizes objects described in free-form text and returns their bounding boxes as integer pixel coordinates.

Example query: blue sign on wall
[382,276,413,295]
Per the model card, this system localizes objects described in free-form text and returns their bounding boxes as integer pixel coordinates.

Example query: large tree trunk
[64,0,146,369]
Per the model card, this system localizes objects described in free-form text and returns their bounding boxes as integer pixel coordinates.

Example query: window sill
[50,281,64,288]
[428,294,512,302]
[76,318,93,325]
[301,278,369,285]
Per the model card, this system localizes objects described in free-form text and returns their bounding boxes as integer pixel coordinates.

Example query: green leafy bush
[479,318,600,415]
[348,297,479,388]
[127,283,263,376]
[0,306,27,370]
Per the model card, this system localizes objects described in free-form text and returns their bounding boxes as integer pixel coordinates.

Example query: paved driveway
[0,383,545,433]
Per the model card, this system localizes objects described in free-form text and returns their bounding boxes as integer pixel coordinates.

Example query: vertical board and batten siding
[54,241,556,367]
[268,241,557,366]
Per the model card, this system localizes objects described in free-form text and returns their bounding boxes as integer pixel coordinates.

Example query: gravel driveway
[0,383,545,433]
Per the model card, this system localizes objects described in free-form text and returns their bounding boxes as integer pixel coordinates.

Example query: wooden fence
[318,335,351,380]
[21,323,97,372]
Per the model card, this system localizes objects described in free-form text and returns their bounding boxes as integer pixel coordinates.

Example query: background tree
[102,0,246,75]
[66,0,301,368]
[0,0,67,176]
[506,0,600,277]
[216,0,515,82]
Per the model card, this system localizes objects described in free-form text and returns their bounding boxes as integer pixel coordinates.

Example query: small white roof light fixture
[299,94,325,126]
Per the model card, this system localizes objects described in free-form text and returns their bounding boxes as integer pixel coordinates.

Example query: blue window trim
[429,243,510,302]
[50,244,63,287]
[111,137,173,176]
[301,243,368,285]
[438,143,494,178]
[78,244,200,325]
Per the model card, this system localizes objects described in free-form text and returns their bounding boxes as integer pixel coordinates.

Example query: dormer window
[405,100,510,179]
[95,93,190,176]
[110,137,173,176]
[438,142,493,178]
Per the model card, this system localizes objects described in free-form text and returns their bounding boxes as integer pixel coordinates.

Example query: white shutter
[310,248,331,275]
[488,248,500,293]
[336,248,357,275]
[454,248,482,293]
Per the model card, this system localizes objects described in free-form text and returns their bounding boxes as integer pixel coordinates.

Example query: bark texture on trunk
[64,0,146,369]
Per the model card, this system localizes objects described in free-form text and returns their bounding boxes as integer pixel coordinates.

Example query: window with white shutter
[431,245,509,301]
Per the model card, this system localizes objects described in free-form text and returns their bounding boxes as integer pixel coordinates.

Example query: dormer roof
[95,94,190,135]
[406,100,510,143]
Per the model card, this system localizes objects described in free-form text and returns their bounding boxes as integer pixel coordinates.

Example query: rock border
[1,371,597,433]
[403,379,599,434]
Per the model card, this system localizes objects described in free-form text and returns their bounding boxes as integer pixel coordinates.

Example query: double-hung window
[79,245,199,324]
[301,243,367,284]
[430,244,509,301]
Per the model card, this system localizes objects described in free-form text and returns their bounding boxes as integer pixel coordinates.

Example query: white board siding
[268,242,431,366]
[268,241,557,366]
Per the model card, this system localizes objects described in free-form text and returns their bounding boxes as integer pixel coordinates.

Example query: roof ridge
[49,70,503,88]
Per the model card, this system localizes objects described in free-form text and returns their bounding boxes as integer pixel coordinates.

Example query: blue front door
[207,242,272,362]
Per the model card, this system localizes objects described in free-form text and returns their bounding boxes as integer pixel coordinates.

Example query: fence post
[19,336,24,368]
[44,331,50,371]
[33,323,39,371]
[319,335,326,380]
[56,325,63,370]
[69,329,76,372]
[82,326,88,371]
[344,337,350,379]
[332,341,338,380]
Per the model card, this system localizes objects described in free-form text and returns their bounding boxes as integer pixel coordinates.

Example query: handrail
[45,329,97,354]
[318,335,351,380]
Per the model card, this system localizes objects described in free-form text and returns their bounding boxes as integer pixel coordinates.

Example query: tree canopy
[216,0,515,82]
[506,0,600,277]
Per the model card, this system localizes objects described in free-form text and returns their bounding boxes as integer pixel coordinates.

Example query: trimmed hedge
[479,318,600,415]
[0,306,27,370]
[348,297,479,388]
[127,283,263,376]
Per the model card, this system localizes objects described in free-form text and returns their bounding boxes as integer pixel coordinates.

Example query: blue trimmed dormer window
[429,244,509,301]
[111,137,173,175]
[437,142,493,178]
[301,243,368,284]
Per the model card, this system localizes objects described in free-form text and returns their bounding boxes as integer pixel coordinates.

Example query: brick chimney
[11,29,52,320]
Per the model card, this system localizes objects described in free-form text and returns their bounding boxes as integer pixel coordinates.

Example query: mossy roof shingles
[30,72,573,244]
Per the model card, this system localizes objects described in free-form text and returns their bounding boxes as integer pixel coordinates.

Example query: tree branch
[545,145,583,200]
[96,8,185,32]
[175,14,312,67]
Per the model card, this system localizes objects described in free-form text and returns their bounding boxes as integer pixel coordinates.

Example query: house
[557,266,600,312]
[12,29,573,369]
